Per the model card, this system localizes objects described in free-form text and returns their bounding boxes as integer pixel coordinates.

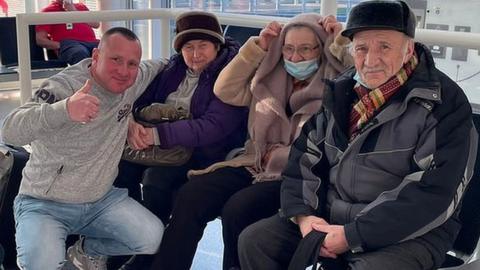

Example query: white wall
[424,0,480,104]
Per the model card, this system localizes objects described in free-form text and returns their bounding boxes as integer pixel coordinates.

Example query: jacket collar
[323,42,442,140]
[325,42,442,109]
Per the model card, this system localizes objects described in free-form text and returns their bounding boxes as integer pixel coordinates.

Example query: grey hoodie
[1,58,166,203]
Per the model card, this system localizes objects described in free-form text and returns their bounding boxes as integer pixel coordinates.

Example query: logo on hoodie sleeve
[117,104,132,122]
[32,88,58,104]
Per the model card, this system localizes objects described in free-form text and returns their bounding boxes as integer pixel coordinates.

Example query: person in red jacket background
[35,0,100,65]
[0,0,8,16]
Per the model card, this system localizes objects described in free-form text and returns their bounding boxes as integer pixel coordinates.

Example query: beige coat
[189,13,351,181]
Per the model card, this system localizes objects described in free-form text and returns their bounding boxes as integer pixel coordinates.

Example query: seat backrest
[451,113,480,255]
[0,17,18,67]
[0,17,66,69]
[28,24,48,64]
[223,25,262,46]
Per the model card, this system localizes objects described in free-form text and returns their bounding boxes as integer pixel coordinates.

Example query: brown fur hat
[173,11,225,52]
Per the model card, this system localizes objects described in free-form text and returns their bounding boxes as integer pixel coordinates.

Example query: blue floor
[192,219,224,270]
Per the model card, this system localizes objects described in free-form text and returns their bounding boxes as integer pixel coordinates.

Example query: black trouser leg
[141,163,192,225]
[113,160,146,202]
[238,214,302,270]
[150,167,253,270]
[221,181,281,270]
[103,161,148,269]
[117,162,190,269]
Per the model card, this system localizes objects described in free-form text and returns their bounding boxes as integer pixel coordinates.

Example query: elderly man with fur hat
[149,11,352,270]
[237,1,478,270]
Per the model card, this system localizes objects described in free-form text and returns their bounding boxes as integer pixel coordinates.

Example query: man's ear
[404,39,415,63]
[91,48,99,63]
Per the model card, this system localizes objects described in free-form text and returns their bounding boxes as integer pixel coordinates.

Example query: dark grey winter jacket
[280,43,478,265]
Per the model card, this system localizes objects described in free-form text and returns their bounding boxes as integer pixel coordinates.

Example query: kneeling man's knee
[139,218,164,254]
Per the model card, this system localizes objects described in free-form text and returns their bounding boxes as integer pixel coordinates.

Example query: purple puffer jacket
[134,37,248,168]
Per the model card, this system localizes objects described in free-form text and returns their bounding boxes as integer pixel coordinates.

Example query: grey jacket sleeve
[281,110,330,218]
[1,76,74,146]
[1,59,166,147]
[130,59,168,99]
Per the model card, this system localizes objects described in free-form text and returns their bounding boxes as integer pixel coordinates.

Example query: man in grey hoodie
[1,27,165,270]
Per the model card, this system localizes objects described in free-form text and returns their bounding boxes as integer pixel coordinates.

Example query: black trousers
[150,166,281,270]
[142,163,192,224]
[239,214,439,270]
[113,160,146,202]
[112,160,196,269]
[114,159,194,225]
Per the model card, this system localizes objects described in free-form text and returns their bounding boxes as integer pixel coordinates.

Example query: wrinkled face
[90,33,142,94]
[351,30,414,89]
[283,26,320,63]
[181,40,218,74]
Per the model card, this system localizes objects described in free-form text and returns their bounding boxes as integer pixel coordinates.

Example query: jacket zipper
[45,165,63,195]
[338,91,436,200]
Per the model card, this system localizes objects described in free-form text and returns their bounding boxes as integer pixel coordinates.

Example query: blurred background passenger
[0,0,8,16]
[35,0,100,65]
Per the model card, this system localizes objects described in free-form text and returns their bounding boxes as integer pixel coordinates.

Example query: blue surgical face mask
[283,58,319,81]
[353,71,371,88]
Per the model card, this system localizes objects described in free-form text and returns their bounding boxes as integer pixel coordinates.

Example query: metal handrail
[15,7,480,103]
[15,8,291,103]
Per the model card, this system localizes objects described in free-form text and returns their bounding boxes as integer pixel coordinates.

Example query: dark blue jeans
[59,39,99,65]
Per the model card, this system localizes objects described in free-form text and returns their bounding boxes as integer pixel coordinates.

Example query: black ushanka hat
[342,0,416,40]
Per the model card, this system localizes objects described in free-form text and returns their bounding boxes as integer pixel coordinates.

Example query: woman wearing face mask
[150,13,352,270]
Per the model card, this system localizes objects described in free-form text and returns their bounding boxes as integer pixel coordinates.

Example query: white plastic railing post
[321,0,338,16]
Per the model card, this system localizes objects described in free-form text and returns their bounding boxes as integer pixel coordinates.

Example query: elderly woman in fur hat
[115,11,248,270]
[149,13,352,270]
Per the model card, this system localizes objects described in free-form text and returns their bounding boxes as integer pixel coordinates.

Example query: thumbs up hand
[67,80,100,124]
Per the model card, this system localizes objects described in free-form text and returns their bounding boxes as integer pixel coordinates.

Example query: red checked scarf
[349,53,418,140]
